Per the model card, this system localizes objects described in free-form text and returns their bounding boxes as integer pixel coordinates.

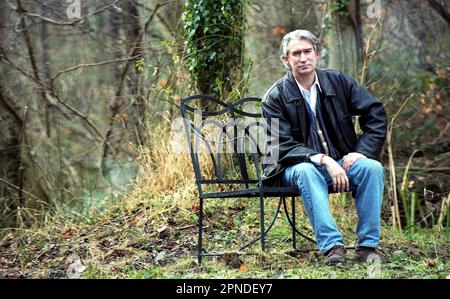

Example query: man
[262,29,388,265]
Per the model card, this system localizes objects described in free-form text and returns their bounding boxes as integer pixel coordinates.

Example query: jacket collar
[285,68,336,103]
[296,72,322,98]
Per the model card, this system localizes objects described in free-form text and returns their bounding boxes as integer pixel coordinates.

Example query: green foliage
[135,57,145,74]
[182,0,246,99]
[330,0,351,17]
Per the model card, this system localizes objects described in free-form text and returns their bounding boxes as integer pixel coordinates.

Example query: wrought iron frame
[180,94,316,264]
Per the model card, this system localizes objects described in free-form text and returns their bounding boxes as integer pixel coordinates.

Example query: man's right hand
[321,155,349,193]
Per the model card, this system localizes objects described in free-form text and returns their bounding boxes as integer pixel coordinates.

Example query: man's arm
[262,84,351,192]
[345,75,388,160]
[261,91,319,166]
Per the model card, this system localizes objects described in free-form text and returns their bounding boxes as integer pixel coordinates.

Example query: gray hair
[279,29,321,69]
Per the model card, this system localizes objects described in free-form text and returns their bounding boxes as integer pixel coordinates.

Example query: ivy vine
[182,0,246,99]
[330,0,351,17]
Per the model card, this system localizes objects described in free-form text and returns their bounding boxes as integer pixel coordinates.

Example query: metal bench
[180,94,315,264]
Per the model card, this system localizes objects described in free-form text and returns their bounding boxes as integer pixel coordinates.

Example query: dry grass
[1,122,448,279]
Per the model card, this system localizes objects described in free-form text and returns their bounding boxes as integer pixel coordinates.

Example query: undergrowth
[1,127,449,279]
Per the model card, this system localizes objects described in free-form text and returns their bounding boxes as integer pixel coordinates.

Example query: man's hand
[321,155,349,193]
[342,152,367,172]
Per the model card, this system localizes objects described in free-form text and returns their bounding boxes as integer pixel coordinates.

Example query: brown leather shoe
[355,246,384,262]
[324,245,346,265]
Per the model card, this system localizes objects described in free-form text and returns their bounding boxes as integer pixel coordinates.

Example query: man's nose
[299,53,307,62]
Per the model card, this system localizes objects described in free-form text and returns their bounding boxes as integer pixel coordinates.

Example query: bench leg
[198,197,204,265]
[292,196,296,250]
[260,195,265,251]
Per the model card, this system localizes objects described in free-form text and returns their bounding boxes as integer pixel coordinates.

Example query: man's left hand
[342,152,367,172]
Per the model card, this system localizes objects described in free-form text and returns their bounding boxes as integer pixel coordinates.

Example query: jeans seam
[297,175,315,232]
[298,172,344,253]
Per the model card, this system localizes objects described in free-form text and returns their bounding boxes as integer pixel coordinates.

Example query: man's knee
[291,162,319,178]
[355,158,384,177]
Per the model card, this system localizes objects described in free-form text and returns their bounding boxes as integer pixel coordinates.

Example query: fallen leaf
[66,254,86,279]
[128,214,139,225]
[192,205,200,213]
[62,230,73,238]
[223,253,243,269]
[154,251,166,262]
[66,254,81,266]
[66,262,86,279]
[9,242,18,251]
[427,259,436,268]
[157,225,167,233]
[239,263,248,272]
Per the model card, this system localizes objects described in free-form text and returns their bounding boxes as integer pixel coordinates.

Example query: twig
[21,0,123,26]
[396,167,450,173]
[102,2,165,174]
[50,54,142,88]
[176,224,197,230]
[0,178,41,202]
[0,85,23,125]
[436,194,450,230]
[16,0,50,135]
[386,94,413,230]
[0,55,104,142]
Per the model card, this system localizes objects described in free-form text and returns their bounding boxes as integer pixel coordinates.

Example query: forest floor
[1,193,449,279]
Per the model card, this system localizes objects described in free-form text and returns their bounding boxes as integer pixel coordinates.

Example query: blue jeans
[281,158,384,253]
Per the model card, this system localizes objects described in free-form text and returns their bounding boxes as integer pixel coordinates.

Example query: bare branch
[0,54,50,91]
[45,93,104,141]
[101,1,166,175]
[0,178,42,202]
[19,0,124,26]
[50,54,142,87]
[0,54,104,142]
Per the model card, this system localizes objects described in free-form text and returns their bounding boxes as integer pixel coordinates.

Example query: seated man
[261,29,388,265]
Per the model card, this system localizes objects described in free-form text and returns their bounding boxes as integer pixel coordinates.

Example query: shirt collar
[295,72,322,97]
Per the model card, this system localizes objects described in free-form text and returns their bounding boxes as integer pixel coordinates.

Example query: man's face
[284,39,320,78]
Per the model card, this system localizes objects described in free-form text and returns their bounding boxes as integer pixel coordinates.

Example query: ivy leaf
[251,3,262,12]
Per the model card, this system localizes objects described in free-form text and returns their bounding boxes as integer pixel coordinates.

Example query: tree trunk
[123,0,146,146]
[326,0,360,78]
[16,0,51,137]
[101,6,125,178]
[109,5,123,79]
[0,85,22,203]
[426,0,450,26]
[183,0,246,102]
[157,0,183,40]
[39,21,52,137]
[102,0,148,179]
[0,2,22,224]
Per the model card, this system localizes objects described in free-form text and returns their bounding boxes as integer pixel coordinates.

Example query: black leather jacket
[261,68,388,183]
